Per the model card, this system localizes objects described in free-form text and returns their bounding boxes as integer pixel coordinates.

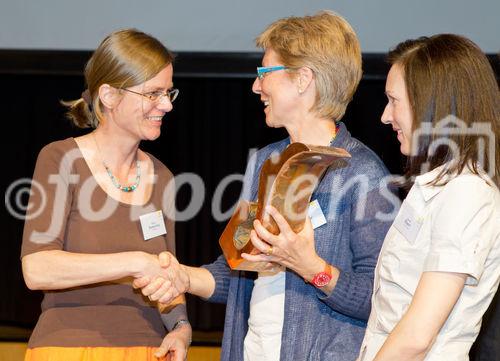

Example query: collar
[414,161,481,202]
[414,165,449,202]
[286,121,350,148]
[331,122,349,149]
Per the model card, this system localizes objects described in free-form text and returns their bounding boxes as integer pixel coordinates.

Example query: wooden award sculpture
[219,142,350,271]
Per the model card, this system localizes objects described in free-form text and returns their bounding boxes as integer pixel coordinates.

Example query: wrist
[301,255,326,283]
[130,251,147,278]
[180,264,192,293]
[310,263,333,289]
[172,319,192,345]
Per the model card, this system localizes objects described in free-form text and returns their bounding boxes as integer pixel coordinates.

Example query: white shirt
[244,270,286,361]
[359,166,500,360]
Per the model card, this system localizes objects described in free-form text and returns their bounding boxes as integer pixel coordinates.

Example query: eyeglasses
[256,65,288,80]
[121,88,180,103]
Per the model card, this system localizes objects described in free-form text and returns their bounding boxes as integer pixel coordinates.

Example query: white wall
[1,0,498,53]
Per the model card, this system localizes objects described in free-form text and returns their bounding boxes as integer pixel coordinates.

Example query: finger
[249,229,275,256]
[249,228,275,256]
[174,348,187,361]
[266,205,294,238]
[158,288,175,304]
[300,215,315,236]
[263,262,277,271]
[242,251,290,270]
[253,219,278,245]
[262,262,286,272]
[149,279,174,301]
[154,345,169,358]
[303,215,313,230]
[141,277,167,297]
[159,252,171,268]
[241,252,272,263]
[132,276,150,289]
[155,335,174,358]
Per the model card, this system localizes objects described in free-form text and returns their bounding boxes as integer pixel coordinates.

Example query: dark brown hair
[63,29,174,128]
[388,34,499,187]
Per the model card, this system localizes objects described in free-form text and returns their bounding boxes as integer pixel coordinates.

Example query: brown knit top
[21,138,179,347]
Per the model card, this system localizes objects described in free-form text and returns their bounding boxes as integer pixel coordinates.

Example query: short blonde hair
[64,29,174,128]
[256,10,362,120]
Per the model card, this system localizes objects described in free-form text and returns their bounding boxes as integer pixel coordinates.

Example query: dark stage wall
[1,51,498,357]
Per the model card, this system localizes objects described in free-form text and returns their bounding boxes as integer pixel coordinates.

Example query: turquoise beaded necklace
[92,132,141,192]
[104,162,141,192]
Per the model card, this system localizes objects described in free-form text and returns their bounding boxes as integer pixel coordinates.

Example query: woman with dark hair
[21,29,190,361]
[358,34,500,360]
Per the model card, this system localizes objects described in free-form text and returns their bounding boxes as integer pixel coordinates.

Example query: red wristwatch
[310,263,332,288]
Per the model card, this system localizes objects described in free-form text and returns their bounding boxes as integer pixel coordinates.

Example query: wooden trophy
[219,142,350,271]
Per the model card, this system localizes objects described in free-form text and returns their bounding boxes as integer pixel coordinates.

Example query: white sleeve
[424,175,498,285]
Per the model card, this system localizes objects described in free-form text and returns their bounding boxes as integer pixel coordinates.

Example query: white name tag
[393,204,422,244]
[139,210,167,240]
[308,199,327,229]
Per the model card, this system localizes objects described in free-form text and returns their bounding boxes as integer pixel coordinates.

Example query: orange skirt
[25,347,167,361]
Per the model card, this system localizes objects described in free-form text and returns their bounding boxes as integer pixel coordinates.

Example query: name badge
[139,210,167,240]
[308,199,327,230]
[393,204,422,244]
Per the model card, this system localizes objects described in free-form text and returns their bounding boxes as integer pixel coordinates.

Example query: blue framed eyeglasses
[256,66,288,80]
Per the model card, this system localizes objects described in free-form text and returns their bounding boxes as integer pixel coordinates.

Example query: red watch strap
[323,263,332,276]
[310,262,332,287]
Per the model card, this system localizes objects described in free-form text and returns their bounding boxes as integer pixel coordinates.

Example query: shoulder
[441,173,499,203]
[38,138,77,159]
[426,173,500,229]
[35,138,81,172]
[145,152,174,182]
[343,136,390,179]
[254,138,289,161]
[244,138,289,173]
[239,138,289,200]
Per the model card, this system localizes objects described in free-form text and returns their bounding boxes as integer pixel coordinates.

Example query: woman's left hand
[155,323,191,360]
[241,205,324,281]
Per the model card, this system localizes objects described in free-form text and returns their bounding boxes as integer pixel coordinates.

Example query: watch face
[312,272,331,287]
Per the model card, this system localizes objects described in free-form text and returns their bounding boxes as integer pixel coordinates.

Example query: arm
[22,249,171,290]
[373,271,466,361]
[242,181,394,320]
[135,149,262,303]
[320,179,395,320]
[155,295,192,361]
[241,206,338,289]
[20,144,171,291]
[133,252,217,304]
[184,265,216,299]
[375,176,496,360]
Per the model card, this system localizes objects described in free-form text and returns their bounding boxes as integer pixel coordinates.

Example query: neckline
[69,137,156,208]
[287,121,345,147]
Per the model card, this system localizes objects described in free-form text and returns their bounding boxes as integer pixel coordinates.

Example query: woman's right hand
[134,252,190,304]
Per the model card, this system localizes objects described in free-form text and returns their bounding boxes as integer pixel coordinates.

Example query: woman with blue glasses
[136,11,395,361]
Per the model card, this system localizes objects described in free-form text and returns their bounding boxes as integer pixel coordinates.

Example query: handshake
[133,252,190,305]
